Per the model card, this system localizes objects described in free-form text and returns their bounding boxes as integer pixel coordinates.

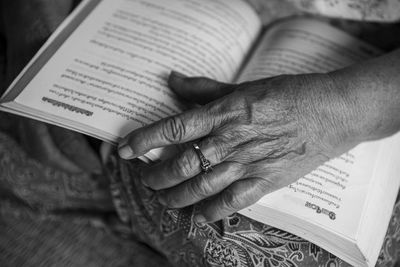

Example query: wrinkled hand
[118,72,360,223]
[1,0,101,174]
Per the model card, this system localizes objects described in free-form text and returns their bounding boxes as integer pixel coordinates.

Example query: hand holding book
[118,71,363,223]
[1,0,399,264]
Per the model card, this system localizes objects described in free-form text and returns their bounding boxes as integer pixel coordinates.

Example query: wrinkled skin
[1,0,102,174]
[4,0,400,224]
[120,41,400,223]
[119,72,365,223]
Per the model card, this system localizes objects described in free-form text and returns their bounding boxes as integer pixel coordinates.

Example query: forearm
[329,49,400,143]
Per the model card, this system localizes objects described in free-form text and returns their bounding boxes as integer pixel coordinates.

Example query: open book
[1,0,399,266]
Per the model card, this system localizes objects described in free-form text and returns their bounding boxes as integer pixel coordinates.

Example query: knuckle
[203,137,229,161]
[173,153,196,178]
[162,116,186,143]
[229,162,246,176]
[212,139,228,161]
[190,174,213,199]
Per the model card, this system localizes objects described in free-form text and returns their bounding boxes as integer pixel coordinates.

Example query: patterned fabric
[289,0,400,21]
[106,155,400,267]
[0,1,400,266]
[0,124,171,267]
[1,125,400,266]
[245,0,400,24]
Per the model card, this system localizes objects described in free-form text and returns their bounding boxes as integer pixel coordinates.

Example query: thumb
[168,71,235,105]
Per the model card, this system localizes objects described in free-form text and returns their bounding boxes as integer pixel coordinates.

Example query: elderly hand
[118,72,363,223]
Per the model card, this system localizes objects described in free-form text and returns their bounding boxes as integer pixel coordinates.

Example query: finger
[157,162,245,208]
[118,106,216,159]
[169,71,236,105]
[141,137,229,190]
[194,178,269,223]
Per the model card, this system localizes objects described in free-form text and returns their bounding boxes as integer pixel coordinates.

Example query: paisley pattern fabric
[246,0,400,23]
[1,126,399,266]
[0,128,173,266]
[289,0,400,21]
[0,1,400,266]
[107,155,400,267]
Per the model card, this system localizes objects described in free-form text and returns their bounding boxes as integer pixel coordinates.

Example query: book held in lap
[1,0,399,266]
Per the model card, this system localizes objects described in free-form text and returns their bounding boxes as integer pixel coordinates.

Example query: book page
[237,18,383,238]
[6,0,261,141]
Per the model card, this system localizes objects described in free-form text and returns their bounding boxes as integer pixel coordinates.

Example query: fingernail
[118,144,135,159]
[171,71,187,79]
[194,214,207,223]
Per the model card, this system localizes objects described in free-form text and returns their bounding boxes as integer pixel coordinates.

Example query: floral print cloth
[107,155,400,267]
[246,0,400,24]
[1,127,399,266]
[1,0,400,266]
[289,0,400,21]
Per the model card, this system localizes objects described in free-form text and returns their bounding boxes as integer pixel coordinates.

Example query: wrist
[295,73,366,156]
[327,59,400,144]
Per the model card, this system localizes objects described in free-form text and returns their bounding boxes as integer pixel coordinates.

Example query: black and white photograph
[0,0,400,266]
